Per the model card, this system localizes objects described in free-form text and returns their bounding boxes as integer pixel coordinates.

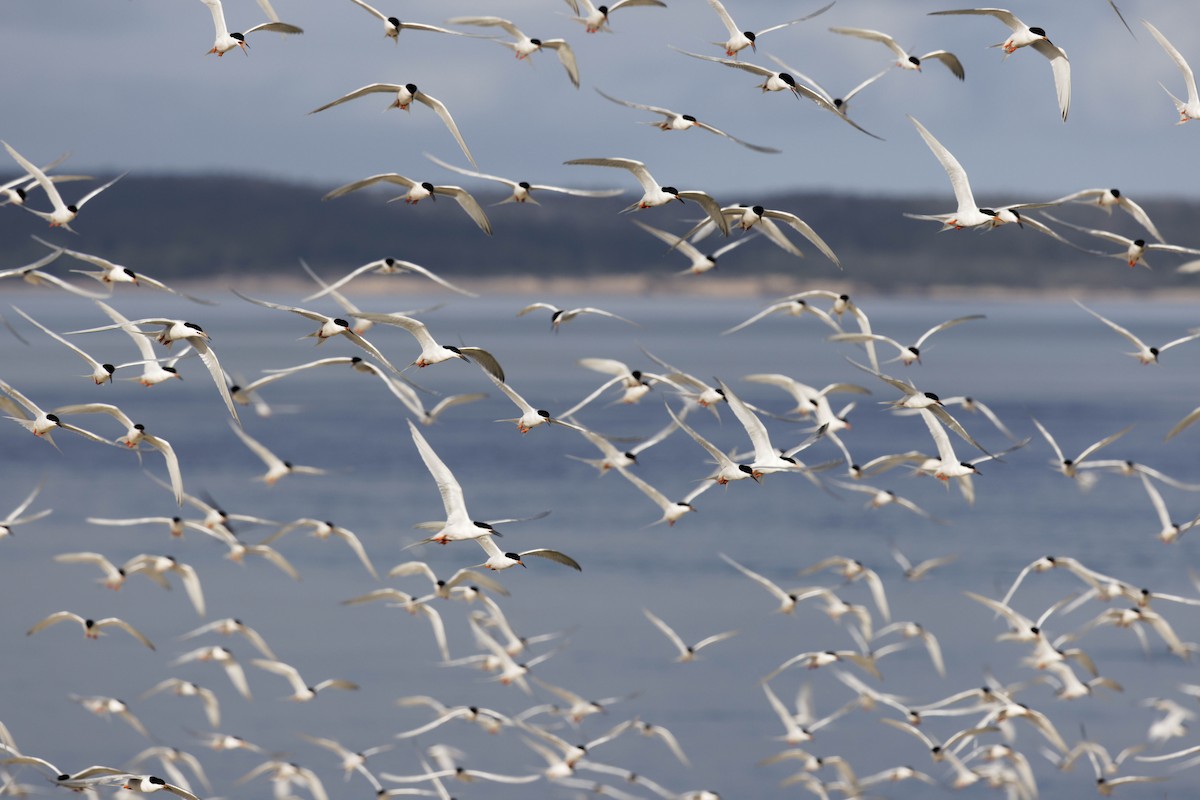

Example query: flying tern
[141,677,222,728]
[1143,20,1200,123]
[595,89,780,152]
[830,314,985,365]
[1048,187,1164,242]
[1032,418,1131,480]
[1076,300,1200,363]
[481,369,585,434]
[263,519,378,580]
[310,83,476,167]
[350,310,503,379]
[323,173,492,234]
[473,535,581,572]
[643,609,737,662]
[198,0,302,55]
[252,658,358,701]
[704,0,834,58]
[448,16,580,88]
[32,237,211,303]
[230,422,328,486]
[928,7,1069,120]
[0,481,51,539]
[27,611,154,650]
[565,0,665,34]
[907,117,1001,230]
[830,26,964,79]
[631,219,757,275]
[426,152,624,204]
[517,302,636,330]
[0,377,110,448]
[2,142,123,230]
[613,464,709,527]
[1044,214,1200,268]
[346,0,470,42]
[564,157,730,235]
[407,420,503,546]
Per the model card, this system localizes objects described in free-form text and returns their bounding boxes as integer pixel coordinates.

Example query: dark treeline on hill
[3,175,1199,291]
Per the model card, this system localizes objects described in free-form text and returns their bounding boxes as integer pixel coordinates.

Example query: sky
[2,0,1199,201]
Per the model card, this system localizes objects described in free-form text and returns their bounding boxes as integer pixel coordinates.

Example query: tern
[251,658,358,701]
[232,290,402,373]
[1044,214,1200,268]
[907,117,1000,230]
[686,203,842,266]
[833,482,944,522]
[2,142,123,231]
[565,0,665,34]
[0,249,106,299]
[64,314,239,422]
[140,680,221,728]
[0,152,87,207]
[310,83,476,167]
[53,552,129,590]
[667,404,759,484]
[32,238,211,303]
[614,464,709,526]
[323,173,492,234]
[1032,418,1131,480]
[230,422,327,486]
[173,646,252,699]
[564,157,730,235]
[1076,300,1200,364]
[642,609,737,662]
[263,519,378,580]
[481,369,584,434]
[928,8,1069,120]
[346,0,470,42]
[677,50,883,138]
[742,374,868,418]
[51,402,184,504]
[771,63,888,131]
[517,302,636,330]
[830,26,964,79]
[473,535,581,572]
[0,377,110,448]
[724,298,843,336]
[1143,20,1200,123]
[407,420,502,545]
[631,219,757,275]
[425,152,624,205]
[120,775,203,800]
[86,301,187,387]
[830,314,985,365]
[0,481,51,539]
[720,553,831,615]
[394,697,512,738]
[1048,187,1164,242]
[594,89,780,152]
[351,310,503,379]
[179,618,276,660]
[129,555,206,620]
[448,16,580,88]
[567,413,678,474]
[388,561,509,599]
[198,0,302,55]
[300,734,391,787]
[27,611,155,650]
[705,0,834,58]
[890,546,958,582]
[11,306,119,384]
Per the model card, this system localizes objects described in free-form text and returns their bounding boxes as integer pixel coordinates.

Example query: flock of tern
[3,1,1200,799]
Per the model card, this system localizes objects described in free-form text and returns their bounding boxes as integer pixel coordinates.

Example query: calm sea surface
[2,288,1199,798]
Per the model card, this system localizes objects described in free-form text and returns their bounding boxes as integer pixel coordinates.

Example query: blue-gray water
[2,288,1199,798]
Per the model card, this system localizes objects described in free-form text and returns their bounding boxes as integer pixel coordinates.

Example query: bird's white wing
[408,421,469,526]
[1144,20,1198,108]
[310,84,404,114]
[1031,40,1071,121]
[414,92,477,167]
[909,117,975,216]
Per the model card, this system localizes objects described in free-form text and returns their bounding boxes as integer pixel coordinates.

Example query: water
[1,287,1199,798]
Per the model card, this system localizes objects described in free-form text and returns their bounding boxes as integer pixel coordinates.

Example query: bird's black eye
[738,464,753,474]
[134,423,145,431]
[661,186,678,195]
[231,32,245,41]
[518,181,531,189]
[445,345,462,355]
[421,182,435,192]
[387,17,400,27]
[46,414,60,423]
[745,31,756,42]
[333,318,349,327]
[682,114,697,122]
[909,56,920,65]
[148,777,166,786]
[350,356,362,363]
[1134,239,1146,247]
[924,392,938,401]
[1029,26,1046,36]
[530,38,542,46]
[833,98,843,108]
[752,205,765,215]
[185,322,204,332]
[779,73,796,86]
[538,409,551,418]
[1110,188,1120,197]
[980,208,997,216]
[405,83,418,93]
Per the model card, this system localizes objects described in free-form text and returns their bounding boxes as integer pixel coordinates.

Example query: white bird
[0,481,51,539]
[2,142,123,231]
[928,7,1069,120]
[53,552,129,590]
[742,374,868,418]
[773,63,889,128]
[27,611,155,650]
[567,414,678,474]
[907,117,1001,230]
[830,314,985,365]
[251,658,358,701]
[720,553,828,615]
[323,173,492,234]
[425,152,623,205]
[830,27,964,79]
[85,301,188,387]
[179,617,277,660]
[631,219,757,275]
[1076,300,1200,364]
[198,0,302,56]
[119,775,202,800]
[517,302,636,330]
[1032,418,1131,480]
[0,377,110,448]
[473,535,582,572]
[667,403,760,484]
[705,0,833,57]
[447,16,580,88]
[51,402,184,505]
[230,422,327,486]
[232,290,403,372]
[688,203,841,266]
[721,379,830,479]
[69,695,151,738]
[34,238,210,303]
[350,310,504,379]
[643,609,736,662]
[300,734,391,788]
[1137,472,1200,544]
[388,561,509,599]
[1048,187,1165,242]
[723,298,843,336]
[407,420,502,546]
[141,679,222,728]
[614,464,709,527]
[1143,20,1200,123]
[833,482,943,522]
[890,546,957,582]
[0,151,87,207]
[346,0,470,42]
[675,50,883,138]
[10,306,120,385]
[564,157,730,235]
[172,645,252,698]
[1044,214,1200,268]
[566,0,665,34]
[65,315,239,422]
[481,369,583,434]
[263,519,378,580]
[310,83,476,167]
[0,248,107,299]
[595,89,780,152]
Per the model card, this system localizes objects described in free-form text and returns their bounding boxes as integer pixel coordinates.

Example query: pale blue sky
[1,0,1196,200]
